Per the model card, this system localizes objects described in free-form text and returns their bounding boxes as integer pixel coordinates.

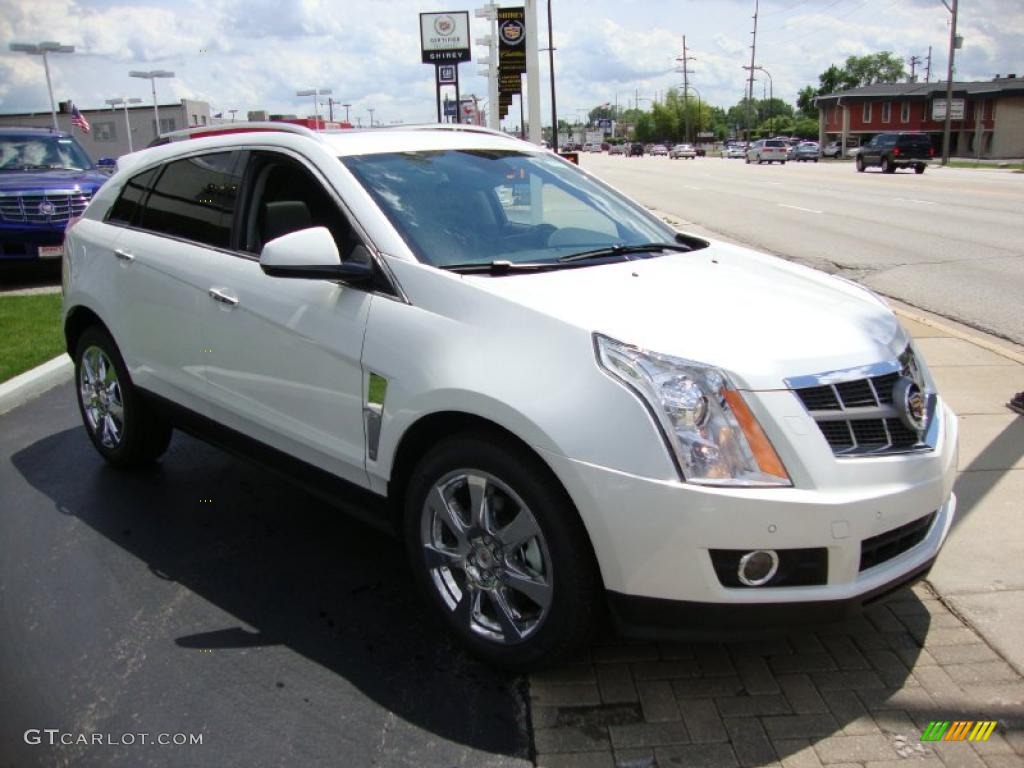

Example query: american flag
[71,104,91,133]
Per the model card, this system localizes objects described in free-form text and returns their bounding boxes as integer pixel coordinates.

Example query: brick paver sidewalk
[530,582,1024,767]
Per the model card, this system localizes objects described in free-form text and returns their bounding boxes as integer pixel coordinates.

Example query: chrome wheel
[420,470,553,645]
[79,345,124,448]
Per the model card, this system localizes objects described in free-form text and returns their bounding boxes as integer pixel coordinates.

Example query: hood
[468,241,907,390]
[0,169,107,194]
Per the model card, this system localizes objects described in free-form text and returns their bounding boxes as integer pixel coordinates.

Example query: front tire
[856,155,865,173]
[404,433,600,670]
[74,327,172,467]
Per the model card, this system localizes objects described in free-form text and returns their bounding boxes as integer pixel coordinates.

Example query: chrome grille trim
[786,347,938,457]
[0,191,91,225]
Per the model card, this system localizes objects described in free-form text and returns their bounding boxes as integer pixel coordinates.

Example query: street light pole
[9,42,76,132]
[545,0,557,149]
[368,108,375,127]
[342,103,351,124]
[756,66,773,136]
[941,0,959,165]
[129,70,175,136]
[296,87,332,128]
[105,97,143,153]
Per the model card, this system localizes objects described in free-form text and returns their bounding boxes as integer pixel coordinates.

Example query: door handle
[208,288,239,307]
[114,248,135,262]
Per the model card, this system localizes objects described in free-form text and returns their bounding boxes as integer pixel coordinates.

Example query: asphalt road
[0,384,531,768]
[580,154,1024,345]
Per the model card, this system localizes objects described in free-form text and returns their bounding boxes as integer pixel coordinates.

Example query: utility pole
[925,46,933,82]
[745,0,759,145]
[908,55,921,82]
[676,35,696,143]
[545,0,557,149]
[941,0,959,165]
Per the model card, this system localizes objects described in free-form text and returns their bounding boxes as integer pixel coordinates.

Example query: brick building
[815,76,1024,158]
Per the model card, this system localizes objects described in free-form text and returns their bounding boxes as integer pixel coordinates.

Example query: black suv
[856,132,934,174]
[628,142,644,157]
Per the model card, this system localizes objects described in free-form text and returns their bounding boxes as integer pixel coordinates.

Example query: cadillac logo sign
[38,200,56,216]
[420,11,471,63]
[499,18,525,46]
[893,376,930,435]
[433,15,455,36]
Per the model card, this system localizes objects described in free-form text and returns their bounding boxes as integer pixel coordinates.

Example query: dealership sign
[420,11,471,63]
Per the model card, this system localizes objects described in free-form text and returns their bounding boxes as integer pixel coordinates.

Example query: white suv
[62,124,957,669]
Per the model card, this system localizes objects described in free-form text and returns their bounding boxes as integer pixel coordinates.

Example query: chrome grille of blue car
[0,191,92,225]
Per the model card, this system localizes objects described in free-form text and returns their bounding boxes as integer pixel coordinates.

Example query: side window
[241,153,358,257]
[141,152,241,249]
[107,166,159,226]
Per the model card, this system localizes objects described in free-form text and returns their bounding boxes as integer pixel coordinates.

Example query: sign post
[420,11,471,123]
[497,7,526,123]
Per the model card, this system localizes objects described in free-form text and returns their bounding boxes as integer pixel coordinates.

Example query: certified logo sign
[499,19,525,45]
[893,376,929,434]
[38,200,56,216]
[434,15,455,36]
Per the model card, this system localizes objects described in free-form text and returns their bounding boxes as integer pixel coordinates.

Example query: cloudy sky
[2,0,1022,129]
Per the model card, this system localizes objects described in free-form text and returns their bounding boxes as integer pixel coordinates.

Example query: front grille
[0,191,91,225]
[860,512,936,571]
[790,349,932,457]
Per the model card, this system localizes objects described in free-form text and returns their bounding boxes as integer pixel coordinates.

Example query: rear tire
[856,156,865,173]
[74,326,172,468]
[403,432,601,670]
[881,156,895,174]
[915,164,926,174]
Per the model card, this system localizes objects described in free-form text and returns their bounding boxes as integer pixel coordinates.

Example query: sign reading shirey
[497,6,526,120]
[419,11,471,64]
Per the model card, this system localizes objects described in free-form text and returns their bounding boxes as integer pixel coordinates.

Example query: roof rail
[159,121,325,142]
[387,123,514,138]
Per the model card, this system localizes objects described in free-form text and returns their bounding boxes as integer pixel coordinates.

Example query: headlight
[595,334,791,487]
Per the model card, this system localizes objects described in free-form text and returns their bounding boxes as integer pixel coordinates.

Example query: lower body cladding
[537,406,958,637]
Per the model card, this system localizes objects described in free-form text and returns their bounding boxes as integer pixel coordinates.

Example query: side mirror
[259,226,373,284]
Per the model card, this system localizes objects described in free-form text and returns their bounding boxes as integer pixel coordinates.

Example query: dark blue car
[0,128,108,262]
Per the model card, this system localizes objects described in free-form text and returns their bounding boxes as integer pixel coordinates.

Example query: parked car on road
[746,139,788,164]
[722,144,746,159]
[0,128,108,263]
[650,144,669,156]
[582,143,602,153]
[822,141,843,158]
[856,132,934,174]
[793,142,821,162]
[63,122,958,669]
[607,144,625,156]
[669,144,696,159]
[627,142,644,156]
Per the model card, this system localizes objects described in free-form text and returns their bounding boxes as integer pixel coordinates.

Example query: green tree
[843,52,906,86]
[797,85,818,119]
[634,112,655,143]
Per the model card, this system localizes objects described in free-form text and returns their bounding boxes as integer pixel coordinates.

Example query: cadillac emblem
[38,200,56,216]
[893,376,929,434]
[434,15,455,36]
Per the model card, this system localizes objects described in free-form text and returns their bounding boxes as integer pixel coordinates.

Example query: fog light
[737,550,779,586]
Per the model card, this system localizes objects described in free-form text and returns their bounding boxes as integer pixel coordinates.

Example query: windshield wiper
[557,242,692,263]
[440,260,555,275]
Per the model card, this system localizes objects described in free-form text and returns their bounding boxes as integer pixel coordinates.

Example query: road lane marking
[777,203,823,214]
[893,197,938,205]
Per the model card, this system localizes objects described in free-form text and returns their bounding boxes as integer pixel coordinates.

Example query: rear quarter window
[107,167,159,226]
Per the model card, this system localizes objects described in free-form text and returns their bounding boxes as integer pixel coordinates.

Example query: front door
[198,150,372,488]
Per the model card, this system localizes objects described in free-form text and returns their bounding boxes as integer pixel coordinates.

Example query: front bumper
[538,400,957,631]
[0,225,64,261]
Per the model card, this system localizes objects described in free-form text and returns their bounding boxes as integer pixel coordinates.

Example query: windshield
[342,149,676,268]
[0,135,93,172]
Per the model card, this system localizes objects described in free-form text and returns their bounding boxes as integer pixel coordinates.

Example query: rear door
[197,149,373,487]
[107,152,243,413]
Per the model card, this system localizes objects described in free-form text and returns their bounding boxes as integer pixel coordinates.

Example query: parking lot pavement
[0,385,531,768]
[529,308,1024,768]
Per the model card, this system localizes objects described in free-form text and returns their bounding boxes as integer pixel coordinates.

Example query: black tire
[74,326,172,468]
[881,156,895,174]
[915,164,926,175]
[403,432,600,670]
[814,158,819,163]
[856,155,865,173]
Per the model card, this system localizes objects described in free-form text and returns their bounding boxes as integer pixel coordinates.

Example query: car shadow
[10,425,530,765]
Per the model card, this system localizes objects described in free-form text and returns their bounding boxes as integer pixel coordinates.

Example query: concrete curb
[0,354,73,417]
